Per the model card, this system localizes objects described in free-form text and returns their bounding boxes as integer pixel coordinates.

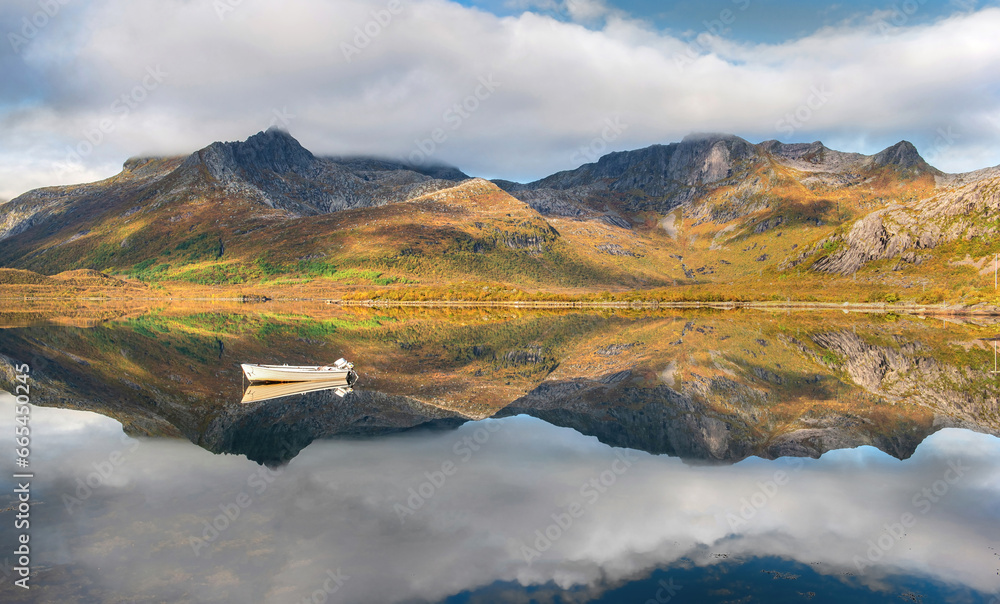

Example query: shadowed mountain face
[497,376,931,463]
[497,133,761,215]
[495,134,946,218]
[176,128,469,215]
[203,389,468,466]
[0,308,996,465]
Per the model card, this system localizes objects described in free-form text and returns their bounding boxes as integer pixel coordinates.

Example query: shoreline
[1,294,998,316]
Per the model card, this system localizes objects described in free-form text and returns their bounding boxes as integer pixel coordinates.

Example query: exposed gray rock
[813,173,1000,274]
[596,243,640,257]
[600,214,631,229]
[811,330,1000,428]
[0,130,472,250]
[757,140,866,173]
[502,133,761,214]
[865,140,934,172]
[175,128,468,215]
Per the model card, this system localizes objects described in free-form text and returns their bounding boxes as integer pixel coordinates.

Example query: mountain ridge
[1,129,998,304]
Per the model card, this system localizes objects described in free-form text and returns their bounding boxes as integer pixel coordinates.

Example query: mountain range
[1,128,998,303]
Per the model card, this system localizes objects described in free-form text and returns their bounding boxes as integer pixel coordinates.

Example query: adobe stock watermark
[852,459,969,574]
[267,106,296,130]
[570,116,628,165]
[775,85,833,138]
[518,449,639,565]
[61,434,141,515]
[341,0,404,62]
[294,568,350,604]
[393,419,503,523]
[674,0,752,72]
[405,74,501,167]
[720,457,804,530]
[213,0,246,21]
[55,65,168,177]
[7,0,70,55]
[188,462,285,556]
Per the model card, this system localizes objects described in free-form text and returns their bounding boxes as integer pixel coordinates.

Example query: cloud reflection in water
[1,394,998,603]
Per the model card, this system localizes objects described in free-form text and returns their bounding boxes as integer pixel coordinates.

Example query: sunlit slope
[0,174,675,292]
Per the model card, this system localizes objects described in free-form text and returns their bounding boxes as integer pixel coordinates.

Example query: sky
[2,395,999,603]
[1,0,999,200]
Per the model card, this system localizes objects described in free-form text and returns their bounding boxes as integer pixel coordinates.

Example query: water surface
[0,307,998,602]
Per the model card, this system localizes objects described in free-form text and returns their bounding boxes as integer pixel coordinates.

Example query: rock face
[866,140,935,172]
[539,133,758,193]
[3,128,997,281]
[757,140,866,173]
[813,171,1000,274]
[501,133,761,215]
[175,128,469,215]
[498,134,948,218]
[195,127,317,177]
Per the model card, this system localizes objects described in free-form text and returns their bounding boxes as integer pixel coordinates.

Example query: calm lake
[0,306,998,603]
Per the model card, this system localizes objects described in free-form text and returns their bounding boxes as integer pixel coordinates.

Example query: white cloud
[505,0,620,23]
[0,0,998,198]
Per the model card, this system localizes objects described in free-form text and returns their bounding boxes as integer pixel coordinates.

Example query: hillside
[1,130,999,304]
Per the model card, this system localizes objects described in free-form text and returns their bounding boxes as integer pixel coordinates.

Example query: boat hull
[241,363,355,383]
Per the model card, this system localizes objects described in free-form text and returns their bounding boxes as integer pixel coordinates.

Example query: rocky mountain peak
[514,132,760,213]
[867,140,929,171]
[585,132,758,188]
[680,132,746,145]
[672,132,758,183]
[221,128,315,172]
[182,128,317,184]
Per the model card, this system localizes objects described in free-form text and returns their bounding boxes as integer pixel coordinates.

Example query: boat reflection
[241,378,355,403]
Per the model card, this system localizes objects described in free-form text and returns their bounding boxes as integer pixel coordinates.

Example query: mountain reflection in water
[0,307,998,602]
[1,307,996,465]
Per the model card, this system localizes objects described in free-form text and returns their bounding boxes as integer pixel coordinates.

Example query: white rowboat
[241,358,356,383]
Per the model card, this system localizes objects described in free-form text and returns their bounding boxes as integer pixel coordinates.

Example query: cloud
[0,0,998,199]
[504,0,620,23]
